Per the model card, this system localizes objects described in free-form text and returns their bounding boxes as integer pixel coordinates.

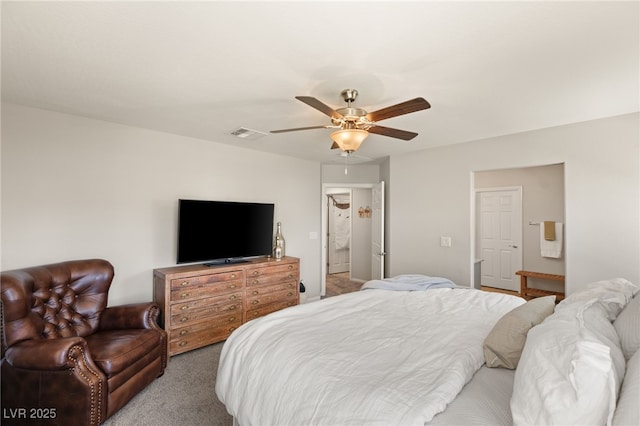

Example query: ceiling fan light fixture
[330,129,368,152]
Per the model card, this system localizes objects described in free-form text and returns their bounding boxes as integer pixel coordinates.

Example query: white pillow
[614,294,640,360]
[557,278,638,321]
[511,299,625,426]
[612,349,640,426]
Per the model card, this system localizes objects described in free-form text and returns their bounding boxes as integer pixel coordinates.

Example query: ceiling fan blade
[368,125,419,141]
[295,96,343,119]
[366,97,431,122]
[270,125,329,134]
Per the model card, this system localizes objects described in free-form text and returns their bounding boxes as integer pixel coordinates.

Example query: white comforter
[216,288,524,426]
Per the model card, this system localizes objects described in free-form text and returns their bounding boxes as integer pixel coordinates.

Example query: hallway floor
[325,272,363,297]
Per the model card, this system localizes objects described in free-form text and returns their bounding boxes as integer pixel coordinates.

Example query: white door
[478,188,522,291]
[328,197,350,274]
[371,181,385,279]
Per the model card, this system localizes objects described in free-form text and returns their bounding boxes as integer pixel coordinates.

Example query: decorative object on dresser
[273,221,285,260]
[0,259,168,426]
[153,256,299,356]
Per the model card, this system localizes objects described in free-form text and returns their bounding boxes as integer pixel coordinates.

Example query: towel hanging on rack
[544,221,556,241]
[540,223,563,258]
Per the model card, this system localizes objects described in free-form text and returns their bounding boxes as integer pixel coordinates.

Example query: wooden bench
[516,270,565,301]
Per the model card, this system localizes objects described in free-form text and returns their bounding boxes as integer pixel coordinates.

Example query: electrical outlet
[440,236,452,247]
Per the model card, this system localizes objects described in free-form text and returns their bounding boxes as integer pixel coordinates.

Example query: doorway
[472,164,566,293]
[321,183,384,297]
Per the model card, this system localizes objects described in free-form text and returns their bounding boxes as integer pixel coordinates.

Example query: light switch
[440,236,452,247]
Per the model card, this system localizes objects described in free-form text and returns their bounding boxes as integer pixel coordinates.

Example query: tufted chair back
[1,259,167,425]
[2,259,113,354]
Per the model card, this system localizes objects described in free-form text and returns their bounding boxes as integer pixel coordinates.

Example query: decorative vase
[274,222,285,260]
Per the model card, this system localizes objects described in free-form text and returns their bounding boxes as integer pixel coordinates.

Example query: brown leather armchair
[1,259,167,425]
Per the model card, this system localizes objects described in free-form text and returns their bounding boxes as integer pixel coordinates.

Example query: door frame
[321,183,378,296]
[471,185,523,289]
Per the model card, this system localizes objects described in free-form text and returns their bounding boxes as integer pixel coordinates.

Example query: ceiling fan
[271,89,431,153]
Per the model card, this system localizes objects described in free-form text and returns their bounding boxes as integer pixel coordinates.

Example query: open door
[371,181,385,280]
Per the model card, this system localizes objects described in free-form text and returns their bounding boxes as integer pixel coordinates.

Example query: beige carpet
[104,342,232,426]
[104,275,363,425]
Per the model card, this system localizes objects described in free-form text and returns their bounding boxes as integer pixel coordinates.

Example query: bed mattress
[427,365,515,425]
[216,287,524,426]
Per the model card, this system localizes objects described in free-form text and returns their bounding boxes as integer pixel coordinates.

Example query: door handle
[377,252,387,257]
[508,245,519,248]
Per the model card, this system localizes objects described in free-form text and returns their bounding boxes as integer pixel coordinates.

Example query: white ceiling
[2,1,638,165]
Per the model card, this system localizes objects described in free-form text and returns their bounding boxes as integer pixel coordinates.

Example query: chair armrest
[4,337,88,370]
[98,302,162,331]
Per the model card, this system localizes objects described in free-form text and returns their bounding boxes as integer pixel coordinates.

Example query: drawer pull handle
[287,292,293,297]
[179,330,188,336]
[229,317,236,322]
[252,290,259,295]
[180,281,189,286]
[252,280,259,285]
[180,305,188,310]
[288,274,293,278]
[180,317,188,322]
[231,273,236,278]
[180,292,189,298]
[229,327,236,332]
[179,341,187,347]
[229,295,237,300]
[288,265,293,270]
[288,283,293,288]
[228,283,236,289]
[252,271,259,276]
[252,300,259,305]
[228,305,237,310]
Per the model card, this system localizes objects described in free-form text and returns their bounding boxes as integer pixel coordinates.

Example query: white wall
[1,103,323,305]
[351,188,372,281]
[388,113,639,294]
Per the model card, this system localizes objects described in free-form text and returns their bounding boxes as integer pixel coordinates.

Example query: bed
[215,275,640,426]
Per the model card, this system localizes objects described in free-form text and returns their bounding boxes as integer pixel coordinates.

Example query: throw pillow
[483,295,555,369]
[612,349,640,426]
[614,293,640,360]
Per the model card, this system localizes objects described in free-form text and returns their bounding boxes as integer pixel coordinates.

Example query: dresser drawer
[246,298,298,321]
[170,313,242,341]
[170,270,243,290]
[246,287,297,309]
[246,280,297,297]
[170,280,243,301]
[246,262,298,279]
[169,316,242,355]
[170,295,242,327]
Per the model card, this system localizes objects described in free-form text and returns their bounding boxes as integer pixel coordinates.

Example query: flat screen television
[177,199,274,265]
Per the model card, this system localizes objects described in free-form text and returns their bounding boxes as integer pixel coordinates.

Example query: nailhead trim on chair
[68,345,104,425]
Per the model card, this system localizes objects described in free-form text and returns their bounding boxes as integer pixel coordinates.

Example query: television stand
[153,256,300,356]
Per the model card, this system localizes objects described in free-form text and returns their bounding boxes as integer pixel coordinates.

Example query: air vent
[230,127,267,140]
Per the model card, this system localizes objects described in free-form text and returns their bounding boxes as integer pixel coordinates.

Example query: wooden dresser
[154,256,299,356]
